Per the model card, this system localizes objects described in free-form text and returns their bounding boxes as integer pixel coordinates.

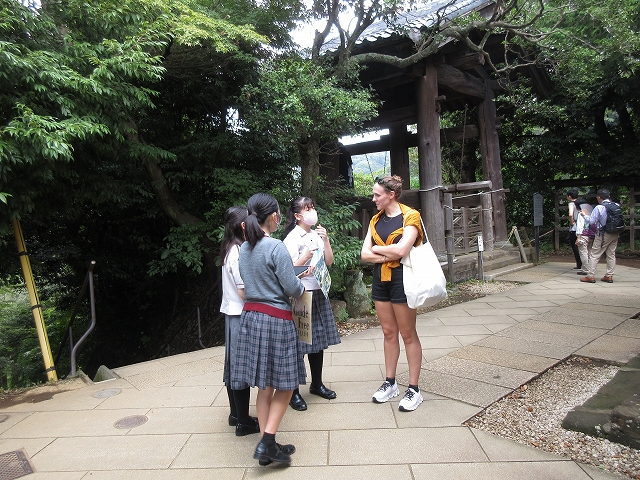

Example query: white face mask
[301,209,318,226]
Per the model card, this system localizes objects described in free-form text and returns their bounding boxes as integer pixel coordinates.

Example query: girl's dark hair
[376,175,403,199]
[220,206,248,265]
[283,197,315,238]
[245,192,280,248]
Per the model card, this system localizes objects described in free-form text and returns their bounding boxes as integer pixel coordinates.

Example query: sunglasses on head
[374,176,391,190]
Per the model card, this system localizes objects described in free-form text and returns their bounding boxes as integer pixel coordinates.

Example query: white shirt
[283,225,323,290]
[220,245,244,315]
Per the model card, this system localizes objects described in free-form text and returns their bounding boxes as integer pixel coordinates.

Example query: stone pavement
[1,261,640,479]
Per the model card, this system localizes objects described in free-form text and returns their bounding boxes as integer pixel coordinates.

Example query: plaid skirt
[298,290,341,355]
[230,310,307,391]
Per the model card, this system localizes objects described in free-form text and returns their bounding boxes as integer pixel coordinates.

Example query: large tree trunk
[299,136,321,199]
[125,121,218,275]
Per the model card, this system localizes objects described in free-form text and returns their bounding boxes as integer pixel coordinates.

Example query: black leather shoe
[254,441,291,466]
[257,443,296,466]
[289,392,307,411]
[309,384,337,399]
[277,443,296,455]
[235,417,260,436]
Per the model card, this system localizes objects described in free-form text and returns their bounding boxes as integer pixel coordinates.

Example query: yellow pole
[11,218,58,382]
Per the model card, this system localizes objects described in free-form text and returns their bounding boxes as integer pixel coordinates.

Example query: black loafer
[258,443,296,466]
[254,441,291,466]
[309,384,337,399]
[235,417,260,436]
[289,392,307,411]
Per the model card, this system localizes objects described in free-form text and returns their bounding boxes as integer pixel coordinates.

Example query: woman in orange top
[360,175,425,412]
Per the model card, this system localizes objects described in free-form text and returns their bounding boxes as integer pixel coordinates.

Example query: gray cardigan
[239,236,305,310]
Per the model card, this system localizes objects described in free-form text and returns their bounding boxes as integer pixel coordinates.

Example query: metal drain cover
[93,388,122,398]
[0,449,34,480]
[114,415,148,429]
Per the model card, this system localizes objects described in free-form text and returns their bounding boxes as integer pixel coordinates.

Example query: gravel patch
[336,279,519,337]
[466,357,640,479]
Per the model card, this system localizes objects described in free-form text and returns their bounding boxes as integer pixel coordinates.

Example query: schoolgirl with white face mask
[282,197,341,411]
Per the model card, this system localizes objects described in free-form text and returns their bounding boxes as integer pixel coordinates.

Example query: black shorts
[371,264,407,304]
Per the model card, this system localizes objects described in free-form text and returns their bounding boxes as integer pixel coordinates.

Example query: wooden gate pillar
[478,84,508,242]
[389,125,410,182]
[416,60,445,253]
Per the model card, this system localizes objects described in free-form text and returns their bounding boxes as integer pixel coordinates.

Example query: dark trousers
[568,231,581,268]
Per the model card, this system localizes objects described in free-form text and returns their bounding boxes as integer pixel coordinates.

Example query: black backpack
[604,201,624,234]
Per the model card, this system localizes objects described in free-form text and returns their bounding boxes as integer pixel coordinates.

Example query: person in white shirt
[220,206,260,436]
[282,197,341,411]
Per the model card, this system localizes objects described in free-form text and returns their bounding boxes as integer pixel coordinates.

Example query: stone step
[483,262,535,281]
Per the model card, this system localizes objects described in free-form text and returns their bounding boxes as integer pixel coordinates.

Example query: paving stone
[329,427,487,465]
[474,335,575,360]
[411,460,607,479]
[30,433,191,471]
[608,318,640,339]
[496,321,607,347]
[532,308,627,329]
[575,335,640,364]
[398,370,511,407]
[450,345,558,373]
[244,465,413,480]
[422,356,534,389]
[563,301,639,317]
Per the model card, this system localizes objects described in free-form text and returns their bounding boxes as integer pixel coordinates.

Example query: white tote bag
[401,216,448,309]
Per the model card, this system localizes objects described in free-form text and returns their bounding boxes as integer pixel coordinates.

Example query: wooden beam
[436,63,486,99]
[448,52,485,71]
[344,125,480,156]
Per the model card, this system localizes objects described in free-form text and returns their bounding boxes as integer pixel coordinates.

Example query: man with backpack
[580,188,624,284]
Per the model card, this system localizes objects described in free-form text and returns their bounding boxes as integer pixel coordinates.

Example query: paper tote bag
[401,218,448,309]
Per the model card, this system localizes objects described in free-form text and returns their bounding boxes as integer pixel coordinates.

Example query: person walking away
[220,206,261,436]
[283,197,341,411]
[580,188,622,283]
[574,199,594,276]
[231,193,312,466]
[360,175,425,412]
[567,190,582,270]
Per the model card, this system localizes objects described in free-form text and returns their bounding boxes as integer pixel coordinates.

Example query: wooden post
[389,125,410,182]
[444,193,455,282]
[478,83,508,242]
[416,60,445,253]
[481,192,494,251]
[629,185,636,251]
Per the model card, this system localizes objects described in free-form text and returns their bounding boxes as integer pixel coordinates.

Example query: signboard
[533,193,544,227]
[291,291,313,344]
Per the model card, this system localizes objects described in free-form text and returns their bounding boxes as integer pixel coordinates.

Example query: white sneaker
[372,381,400,403]
[398,387,423,411]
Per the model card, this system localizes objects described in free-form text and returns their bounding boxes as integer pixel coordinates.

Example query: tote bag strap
[403,209,429,245]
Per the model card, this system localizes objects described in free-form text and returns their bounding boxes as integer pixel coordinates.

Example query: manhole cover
[114,415,148,429]
[93,388,122,398]
[0,449,34,480]
[0,414,8,423]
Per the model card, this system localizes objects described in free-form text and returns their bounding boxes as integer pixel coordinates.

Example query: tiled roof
[323,0,493,52]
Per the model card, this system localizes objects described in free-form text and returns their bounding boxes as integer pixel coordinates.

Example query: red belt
[243,302,293,321]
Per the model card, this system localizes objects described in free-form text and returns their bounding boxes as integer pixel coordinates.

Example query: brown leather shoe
[601,276,613,283]
[580,276,596,283]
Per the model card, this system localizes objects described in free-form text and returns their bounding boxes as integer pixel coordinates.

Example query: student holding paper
[232,193,311,466]
[283,197,341,411]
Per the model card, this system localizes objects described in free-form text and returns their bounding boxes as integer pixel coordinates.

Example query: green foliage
[240,57,379,148]
[0,279,75,390]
